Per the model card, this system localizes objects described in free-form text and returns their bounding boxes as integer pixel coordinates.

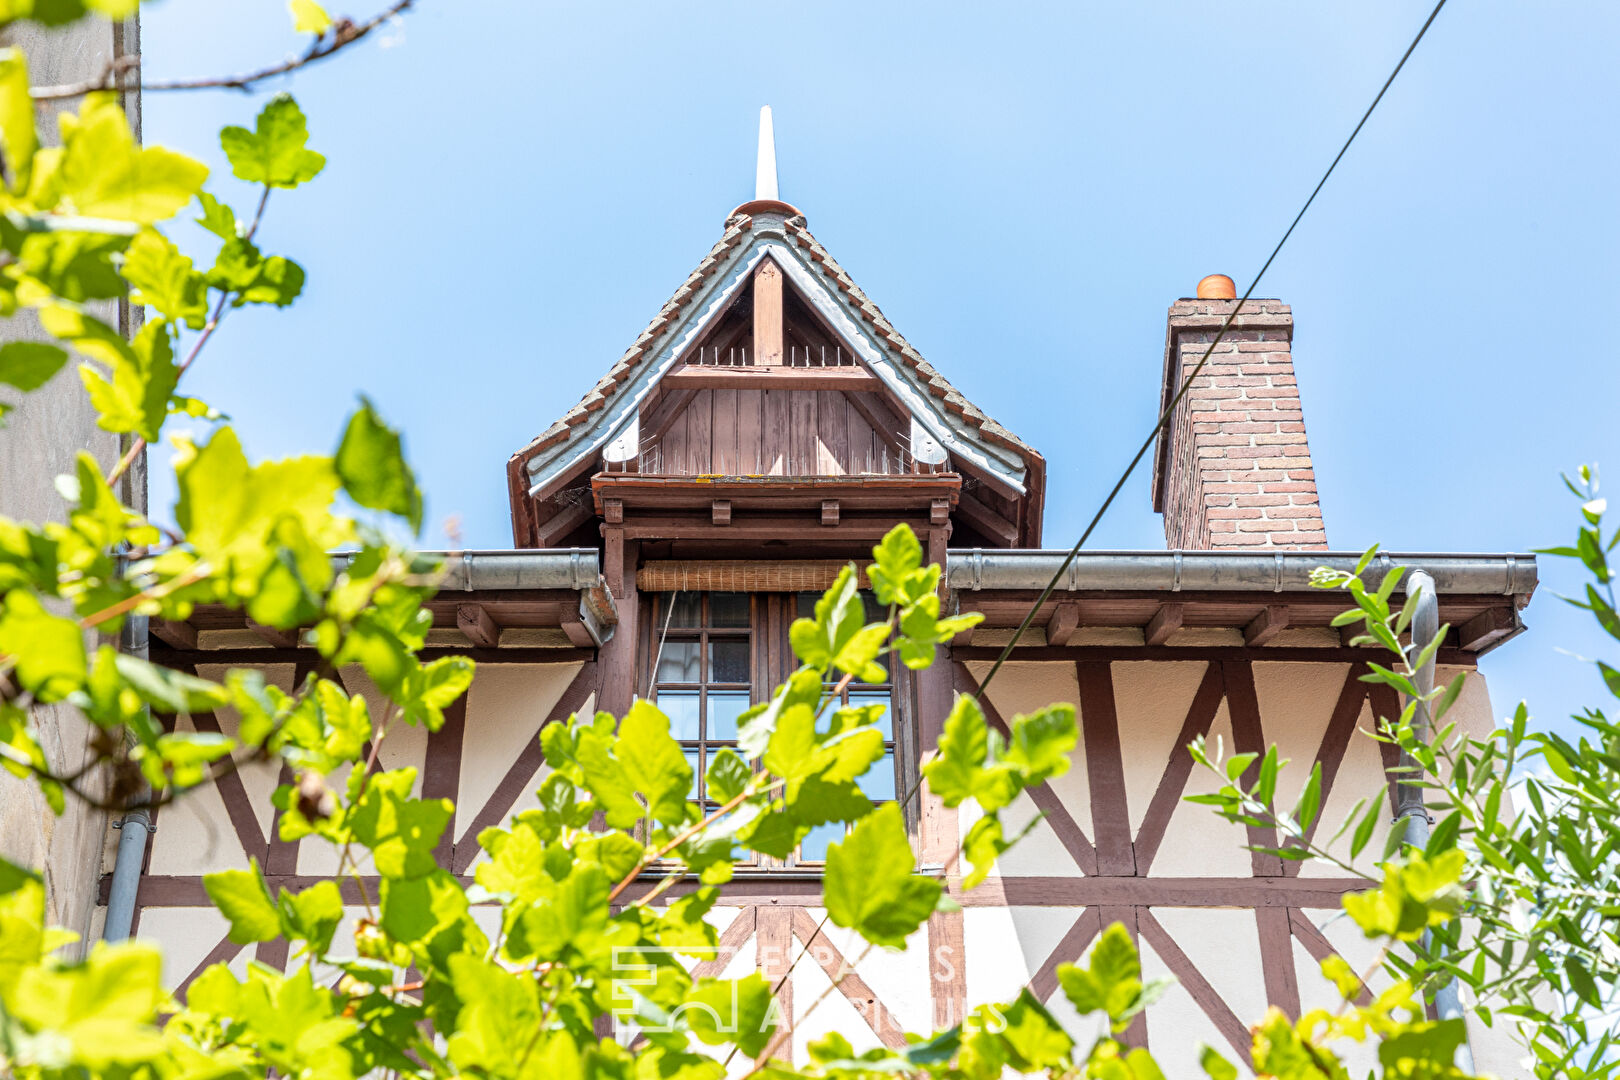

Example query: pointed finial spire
[755,105,779,201]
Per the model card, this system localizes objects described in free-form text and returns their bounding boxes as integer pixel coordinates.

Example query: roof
[506,205,1044,506]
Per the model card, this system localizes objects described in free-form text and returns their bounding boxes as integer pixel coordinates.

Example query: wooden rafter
[456,603,500,649]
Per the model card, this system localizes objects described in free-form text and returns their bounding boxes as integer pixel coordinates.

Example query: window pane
[656,640,701,683]
[708,691,750,741]
[710,639,750,684]
[663,592,701,628]
[846,690,892,738]
[861,591,889,624]
[799,821,845,862]
[710,593,750,628]
[658,691,701,741]
[685,749,702,799]
[795,592,818,620]
[856,752,896,801]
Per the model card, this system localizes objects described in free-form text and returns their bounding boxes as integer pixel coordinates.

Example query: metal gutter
[331,548,615,645]
[430,549,601,592]
[330,548,600,590]
[1397,570,1475,1071]
[103,613,151,943]
[945,549,1537,601]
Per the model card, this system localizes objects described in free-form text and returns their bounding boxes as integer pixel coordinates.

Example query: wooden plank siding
[642,388,902,477]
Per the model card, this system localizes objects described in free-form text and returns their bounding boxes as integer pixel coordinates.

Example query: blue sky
[141,1,1619,740]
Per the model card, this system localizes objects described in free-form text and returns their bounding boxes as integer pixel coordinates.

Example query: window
[643,588,909,870]
[647,592,753,809]
[793,590,898,863]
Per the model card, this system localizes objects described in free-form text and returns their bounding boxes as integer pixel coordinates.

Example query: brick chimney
[1150,276,1326,549]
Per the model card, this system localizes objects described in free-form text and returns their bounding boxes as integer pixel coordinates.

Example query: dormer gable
[507,199,1045,550]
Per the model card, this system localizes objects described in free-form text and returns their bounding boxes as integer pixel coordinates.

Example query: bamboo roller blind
[635,560,873,593]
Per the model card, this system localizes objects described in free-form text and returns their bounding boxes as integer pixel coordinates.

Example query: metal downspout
[1397,569,1475,1070]
[102,613,151,943]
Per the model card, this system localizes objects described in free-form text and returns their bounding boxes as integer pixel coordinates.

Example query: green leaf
[706,747,752,804]
[121,227,208,329]
[350,768,453,879]
[1057,923,1145,1030]
[1200,1046,1238,1080]
[685,973,776,1058]
[61,313,177,442]
[277,879,343,955]
[995,989,1073,1070]
[204,860,282,944]
[823,802,941,948]
[1293,761,1323,833]
[1003,703,1077,786]
[194,191,237,239]
[206,236,305,307]
[0,589,85,701]
[220,94,326,189]
[335,396,423,531]
[868,523,922,606]
[0,47,37,191]
[618,699,694,826]
[288,0,332,33]
[0,341,67,392]
[55,93,208,222]
[922,693,988,808]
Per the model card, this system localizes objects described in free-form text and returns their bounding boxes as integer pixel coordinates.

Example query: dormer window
[643,587,908,869]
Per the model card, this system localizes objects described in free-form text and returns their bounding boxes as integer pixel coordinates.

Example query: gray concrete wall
[0,14,139,952]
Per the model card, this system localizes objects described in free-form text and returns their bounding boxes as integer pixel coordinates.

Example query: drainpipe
[102,612,151,943]
[1397,569,1475,1070]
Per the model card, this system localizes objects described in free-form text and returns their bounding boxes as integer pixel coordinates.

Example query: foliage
[1189,477,1620,1078]
[0,3,1592,1078]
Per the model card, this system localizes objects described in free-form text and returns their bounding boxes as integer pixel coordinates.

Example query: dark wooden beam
[1144,602,1184,646]
[533,497,593,548]
[711,499,731,526]
[949,643,1479,666]
[1045,602,1080,646]
[151,619,197,650]
[659,366,880,393]
[152,646,596,667]
[954,491,1018,546]
[753,257,784,366]
[116,871,1371,911]
[602,497,624,524]
[1458,606,1515,652]
[456,603,500,649]
[618,516,929,542]
[247,622,298,649]
[1244,605,1289,646]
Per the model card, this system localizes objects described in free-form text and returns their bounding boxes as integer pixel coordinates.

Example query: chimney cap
[1197,274,1237,300]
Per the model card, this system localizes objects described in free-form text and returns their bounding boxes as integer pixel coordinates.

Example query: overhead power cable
[734,3,1453,1054]
[971,0,1450,700]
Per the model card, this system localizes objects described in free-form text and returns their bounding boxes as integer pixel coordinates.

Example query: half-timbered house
[110,112,1537,1077]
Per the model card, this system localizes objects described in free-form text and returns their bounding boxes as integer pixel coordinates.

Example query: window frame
[637,588,919,873]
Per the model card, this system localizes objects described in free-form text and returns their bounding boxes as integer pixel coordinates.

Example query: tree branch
[30,1,415,101]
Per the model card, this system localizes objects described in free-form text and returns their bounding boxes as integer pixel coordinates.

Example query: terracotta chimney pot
[1196,274,1237,300]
